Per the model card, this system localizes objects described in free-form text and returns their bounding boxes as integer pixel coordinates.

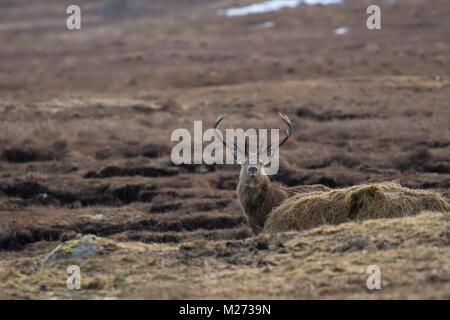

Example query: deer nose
[248,167,258,174]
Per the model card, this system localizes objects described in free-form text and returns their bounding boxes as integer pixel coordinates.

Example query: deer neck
[238,176,271,209]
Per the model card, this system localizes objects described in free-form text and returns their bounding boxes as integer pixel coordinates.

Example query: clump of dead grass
[264,181,449,233]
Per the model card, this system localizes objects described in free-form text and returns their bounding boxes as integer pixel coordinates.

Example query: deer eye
[262,160,271,168]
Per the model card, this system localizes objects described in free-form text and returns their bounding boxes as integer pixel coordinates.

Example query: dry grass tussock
[265,181,450,233]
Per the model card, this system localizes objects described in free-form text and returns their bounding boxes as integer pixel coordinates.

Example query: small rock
[42,234,98,265]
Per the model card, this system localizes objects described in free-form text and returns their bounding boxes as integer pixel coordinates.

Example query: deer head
[213,112,292,185]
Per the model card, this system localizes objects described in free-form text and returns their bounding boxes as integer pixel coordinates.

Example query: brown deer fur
[237,163,330,233]
[237,164,289,233]
[214,113,326,234]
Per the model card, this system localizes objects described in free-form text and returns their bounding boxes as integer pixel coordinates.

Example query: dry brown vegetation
[265,182,449,233]
[0,0,449,299]
[0,211,449,299]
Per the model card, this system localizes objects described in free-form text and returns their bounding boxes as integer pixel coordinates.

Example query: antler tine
[277,112,293,148]
[261,113,293,159]
[213,113,226,129]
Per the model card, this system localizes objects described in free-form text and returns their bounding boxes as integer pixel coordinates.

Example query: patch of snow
[250,21,275,30]
[334,26,349,35]
[303,0,342,4]
[217,0,342,17]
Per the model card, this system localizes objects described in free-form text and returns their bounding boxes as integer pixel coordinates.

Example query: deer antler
[259,112,292,163]
[213,113,246,161]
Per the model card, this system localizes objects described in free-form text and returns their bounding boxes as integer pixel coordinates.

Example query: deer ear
[259,156,270,167]
[259,149,274,166]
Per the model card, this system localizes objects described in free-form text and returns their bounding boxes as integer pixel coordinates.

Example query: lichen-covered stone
[42,234,98,265]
